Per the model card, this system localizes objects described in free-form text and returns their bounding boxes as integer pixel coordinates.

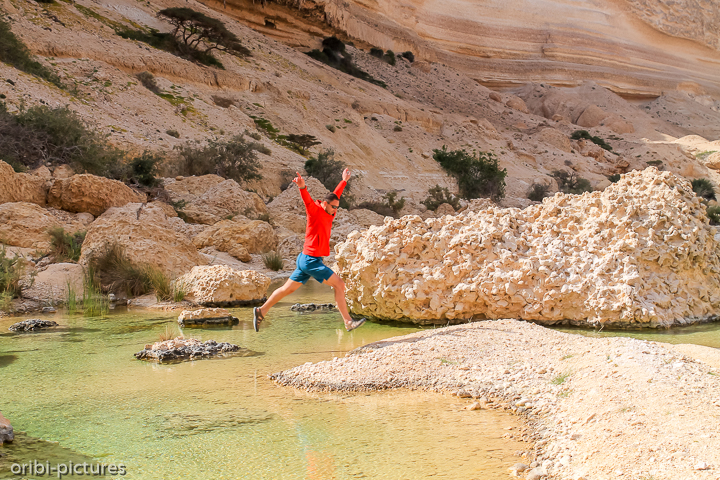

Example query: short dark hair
[324,193,339,203]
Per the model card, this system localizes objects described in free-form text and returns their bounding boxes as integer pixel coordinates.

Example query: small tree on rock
[158,8,249,56]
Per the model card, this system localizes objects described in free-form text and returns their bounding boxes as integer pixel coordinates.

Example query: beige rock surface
[0,202,60,250]
[0,161,48,206]
[48,174,146,216]
[164,177,266,225]
[273,319,720,480]
[79,203,205,277]
[22,263,85,303]
[192,219,277,259]
[537,128,572,153]
[177,307,238,326]
[336,168,720,327]
[178,265,270,305]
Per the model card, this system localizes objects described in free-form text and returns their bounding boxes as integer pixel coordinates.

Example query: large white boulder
[177,265,270,306]
[336,168,720,327]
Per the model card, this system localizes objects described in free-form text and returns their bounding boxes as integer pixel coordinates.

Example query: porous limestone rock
[192,219,277,260]
[134,337,242,363]
[163,176,266,224]
[8,319,59,332]
[435,203,456,216]
[48,174,146,216]
[79,203,205,277]
[0,202,60,250]
[336,168,720,327]
[177,308,239,327]
[178,265,270,306]
[0,160,48,206]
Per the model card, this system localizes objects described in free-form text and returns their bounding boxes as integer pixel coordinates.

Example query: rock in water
[178,265,270,306]
[290,303,337,312]
[336,168,720,327]
[134,338,246,363]
[8,319,59,332]
[177,308,239,327]
[0,411,13,445]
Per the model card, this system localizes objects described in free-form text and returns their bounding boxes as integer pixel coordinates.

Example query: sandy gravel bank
[272,320,720,480]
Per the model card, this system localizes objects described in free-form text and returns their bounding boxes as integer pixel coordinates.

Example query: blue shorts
[290,253,334,284]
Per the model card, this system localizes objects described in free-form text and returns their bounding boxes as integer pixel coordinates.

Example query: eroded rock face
[0,202,60,250]
[336,168,720,327]
[79,203,205,277]
[163,176,267,225]
[48,174,146,216]
[0,161,48,206]
[178,265,271,306]
[192,219,277,260]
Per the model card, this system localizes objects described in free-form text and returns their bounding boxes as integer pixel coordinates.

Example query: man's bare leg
[259,279,302,317]
[323,274,360,329]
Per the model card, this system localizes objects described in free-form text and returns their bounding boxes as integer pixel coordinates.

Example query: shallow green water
[0,281,524,480]
[555,321,720,349]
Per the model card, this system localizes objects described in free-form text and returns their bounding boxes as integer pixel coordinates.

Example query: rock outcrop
[178,265,271,306]
[177,308,239,327]
[134,337,243,363]
[22,263,85,303]
[163,176,267,225]
[79,203,205,277]
[0,202,60,250]
[0,160,48,206]
[8,319,59,331]
[336,168,720,327]
[192,219,277,261]
[48,174,146,216]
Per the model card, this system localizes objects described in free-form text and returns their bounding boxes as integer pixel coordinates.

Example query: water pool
[0,281,525,479]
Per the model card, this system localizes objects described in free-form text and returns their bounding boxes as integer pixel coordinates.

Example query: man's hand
[342,168,351,182]
[293,172,306,189]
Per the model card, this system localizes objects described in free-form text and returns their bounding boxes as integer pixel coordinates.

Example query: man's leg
[259,279,302,317]
[323,274,354,327]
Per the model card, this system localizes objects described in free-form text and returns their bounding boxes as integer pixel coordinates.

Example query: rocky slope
[336,168,720,327]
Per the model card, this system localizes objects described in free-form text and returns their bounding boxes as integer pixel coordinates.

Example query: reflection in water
[0,281,526,479]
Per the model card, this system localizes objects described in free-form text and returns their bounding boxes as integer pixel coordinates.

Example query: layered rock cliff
[218,0,720,98]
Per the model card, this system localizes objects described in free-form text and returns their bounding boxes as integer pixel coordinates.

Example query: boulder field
[336,168,720,327]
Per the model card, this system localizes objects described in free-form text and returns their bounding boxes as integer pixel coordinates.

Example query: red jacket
[300,181,346,257]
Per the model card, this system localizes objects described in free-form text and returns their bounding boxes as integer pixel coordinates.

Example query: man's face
[322,200,340,215]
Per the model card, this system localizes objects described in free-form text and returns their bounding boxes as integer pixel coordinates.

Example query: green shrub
[646,160,663,167]
[369,47,384,58]
[175,134,263,183]
[306,37,386,88]
[355,192,406,218]
[570,130,612,151]
[692,178,716,201]
[432,146,507,201]
[399,51,415,62]
[707,205,720,225]
[422,185,460,211]
[88,243,152,296]
[211,95,235,108]
[393,125,403,132]
[166,129,180,138]
[527,183,551,202]
[48,227,85,262]
[383,50,396,66]
[262,251,284,271]
[82,266,108,317]
[551,170,593,195]
[0,103,124,176]
[172,281,187,303]
[304,149,354,208]
[608,174,621,183]
[0,245,24,301]
[285,134,320,155]
[129,151,162,187]
[136,71,160,94]
[0,17,63,88]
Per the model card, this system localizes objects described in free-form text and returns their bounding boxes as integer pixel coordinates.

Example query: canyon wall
[216,0,720,99]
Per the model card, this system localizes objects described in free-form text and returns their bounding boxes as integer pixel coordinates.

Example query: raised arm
[293,172,317,211]
[334,168,351,197]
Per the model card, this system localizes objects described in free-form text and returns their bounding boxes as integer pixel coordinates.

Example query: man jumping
[253,168,366,332]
